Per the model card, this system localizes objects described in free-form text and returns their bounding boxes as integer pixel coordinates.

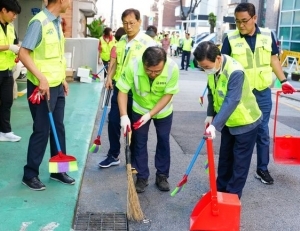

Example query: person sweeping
[117,47,179,193]
[19,0,75,191]
[193,41,262,198]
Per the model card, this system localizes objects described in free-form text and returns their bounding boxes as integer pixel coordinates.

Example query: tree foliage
[87,16,106,38]
[208,12,216,33]
[179,0,203,20]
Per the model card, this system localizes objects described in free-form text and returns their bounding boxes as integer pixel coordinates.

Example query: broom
[125,130,144,221]
[46,99,78,173]
[89,88,112,153]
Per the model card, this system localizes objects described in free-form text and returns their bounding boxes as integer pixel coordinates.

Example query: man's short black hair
[0,0,21,14]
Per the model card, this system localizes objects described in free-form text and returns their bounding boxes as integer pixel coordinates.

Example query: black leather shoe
[135,178,148,193]
[50,173,75,185]
[155,174,170,191]
[22,176,46,191]
[180,68,184,70]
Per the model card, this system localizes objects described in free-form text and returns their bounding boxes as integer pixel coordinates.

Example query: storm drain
[74,212,128,231]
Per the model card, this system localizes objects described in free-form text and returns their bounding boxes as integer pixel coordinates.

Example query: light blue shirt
[21,8,62,50]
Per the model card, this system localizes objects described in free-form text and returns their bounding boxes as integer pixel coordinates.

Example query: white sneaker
[0,132,21,142]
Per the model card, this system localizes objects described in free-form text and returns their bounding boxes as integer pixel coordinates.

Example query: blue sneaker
[98,156,120,168]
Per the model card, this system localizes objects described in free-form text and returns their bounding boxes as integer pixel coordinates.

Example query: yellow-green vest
[99,36,115,61]
[0,23,16,70]
[27,11,66,87]
[117,58,179,119]
[182,38,193,51]
[170,35,176,45]
[228,28,273,91]
[114,33,154,82]
[208,55,261,127]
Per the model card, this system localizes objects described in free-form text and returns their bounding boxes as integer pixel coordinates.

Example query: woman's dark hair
[142,47,167,67]
[103,27,112,37]
[235,3,256,17]
[146,25,157,34]
[193,41,221,62]
[121,8,140,21]
[0,0,21,14]
[114,27,126,41]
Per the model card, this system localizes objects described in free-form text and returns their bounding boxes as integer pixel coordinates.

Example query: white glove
[204,116,213,127]
[120,115,131,136]
[9,45,20,54]
[133,112,151,130]
[206,124,216,139]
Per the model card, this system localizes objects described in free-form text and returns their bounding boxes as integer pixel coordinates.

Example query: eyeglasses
[122,21,137,27]
[235,17,253,25]
[145,68,163,75]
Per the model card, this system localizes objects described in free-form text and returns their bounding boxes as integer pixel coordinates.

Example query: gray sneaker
[155,174,170,191]
[135,178,148,193]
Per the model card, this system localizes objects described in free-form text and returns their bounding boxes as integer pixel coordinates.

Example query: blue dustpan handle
[185,137,206,175]
[46,99,62,152]
[97,88,112,136]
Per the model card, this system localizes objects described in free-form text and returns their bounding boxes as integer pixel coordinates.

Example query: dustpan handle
[97,88,112,136]
[46,99,62,152]
[206,137,219,215]
[273,91,281,142]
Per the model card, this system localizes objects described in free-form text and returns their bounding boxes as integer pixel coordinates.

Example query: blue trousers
[23,81,66,180]
[107,83,133,158]
[132,111,173,179]
[253,88,272,171]
[217,125,259,198]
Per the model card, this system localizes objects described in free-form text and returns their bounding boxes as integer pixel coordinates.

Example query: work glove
[206,124,216,139]
[282,81,296,94]
[28,87,44,104]
[204,116,213,127]
[120,115,131,136]
[133,112,151,130]
[9,45,20,54]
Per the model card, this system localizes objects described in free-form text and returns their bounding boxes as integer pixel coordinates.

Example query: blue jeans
[132,111,173,179]
[253,88,272,171]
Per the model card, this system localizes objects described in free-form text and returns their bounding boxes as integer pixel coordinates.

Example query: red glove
[282,81,296,94]
[133,113,151,130]
[28,87,45,104]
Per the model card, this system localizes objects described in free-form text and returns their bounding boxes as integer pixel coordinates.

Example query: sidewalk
[0,81,103,231]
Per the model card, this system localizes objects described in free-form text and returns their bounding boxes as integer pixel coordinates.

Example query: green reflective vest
[99,36,115,61]
[0,23,16,71]
[116,58,179,119]
[114,33,155,82]
[228,28,273,91]
[208,55,261,127]
[27,11,66,87]
[182,38,193,51]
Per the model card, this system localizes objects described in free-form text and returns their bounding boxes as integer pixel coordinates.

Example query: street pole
[157,0,164,32]
[110,0,114,28]
[216,0,224,45]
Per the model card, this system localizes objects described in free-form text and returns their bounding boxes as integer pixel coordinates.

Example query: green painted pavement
[0,82,103,231]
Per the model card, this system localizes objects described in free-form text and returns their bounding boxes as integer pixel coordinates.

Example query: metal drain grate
[74,212,128,231]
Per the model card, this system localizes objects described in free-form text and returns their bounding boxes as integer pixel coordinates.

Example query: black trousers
[23,81,66,180]
[0,70,14,133]
[103,60,109,78]
[181,51,191,70]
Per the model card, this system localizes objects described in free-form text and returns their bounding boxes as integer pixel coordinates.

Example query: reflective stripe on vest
[114,34,154,82]
[26,12,66,87]
[132,59,175,118]
[0,23,16,70]
[228,28,273,90]
[208,55,261,127]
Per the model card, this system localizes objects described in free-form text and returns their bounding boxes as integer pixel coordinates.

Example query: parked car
[192,32,209,44]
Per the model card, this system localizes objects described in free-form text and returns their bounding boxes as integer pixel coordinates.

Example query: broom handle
[125,130,132,165]
[185,138,206,175]
[46,99,62,152]
[97,88,112,136]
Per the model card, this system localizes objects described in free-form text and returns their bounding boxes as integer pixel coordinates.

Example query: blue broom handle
[185,138,206,175]
[201,86,207,97]
[97,88,112,135]
[46,99,62,152]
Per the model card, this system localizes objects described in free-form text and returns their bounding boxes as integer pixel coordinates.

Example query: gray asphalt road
[75,57,300,231]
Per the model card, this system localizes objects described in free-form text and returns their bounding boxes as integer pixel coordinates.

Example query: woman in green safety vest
[193,41,262,198]
[99,27,115,78]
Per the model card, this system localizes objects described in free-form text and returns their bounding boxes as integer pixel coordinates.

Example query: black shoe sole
[22,181,46,191]
[50,177,75,185]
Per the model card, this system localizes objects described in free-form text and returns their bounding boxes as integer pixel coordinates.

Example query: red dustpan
[190,137,241,231]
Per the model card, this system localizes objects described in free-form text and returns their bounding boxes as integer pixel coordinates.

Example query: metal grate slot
[74,212,128,231]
